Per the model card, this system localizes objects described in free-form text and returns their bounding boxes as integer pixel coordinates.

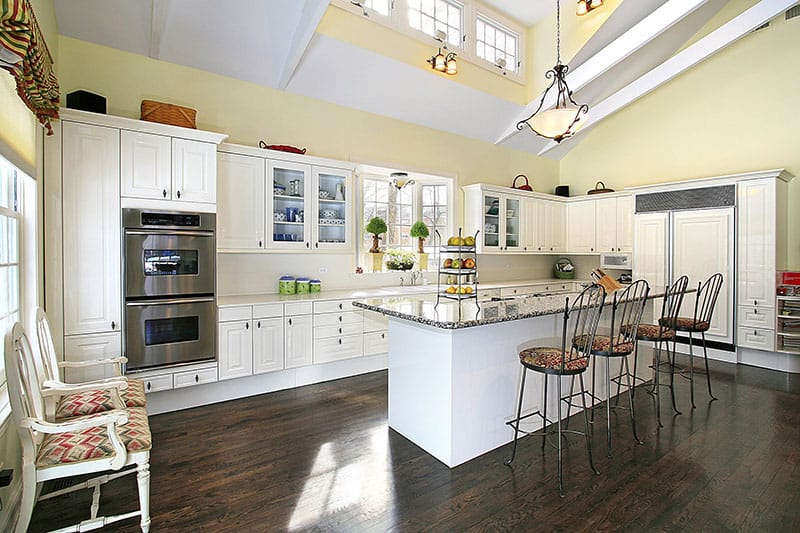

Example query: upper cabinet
[567,200,597,253]
[594,195,633,253]
[313,166,353,251]
[217,152,266,250]
[172,138,217,203]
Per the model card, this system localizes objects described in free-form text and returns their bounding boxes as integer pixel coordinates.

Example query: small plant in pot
[365,216,388,271]
[409,221,430,271]
[385,248,417,271]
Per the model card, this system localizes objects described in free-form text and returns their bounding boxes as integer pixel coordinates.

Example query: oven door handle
[124,230,214,237]
[126,296,215,307]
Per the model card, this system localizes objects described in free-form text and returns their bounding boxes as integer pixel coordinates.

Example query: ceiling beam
[536,0,800,158]
[495,0,712,145]
[277,0,330,90]
[148,0,168,60]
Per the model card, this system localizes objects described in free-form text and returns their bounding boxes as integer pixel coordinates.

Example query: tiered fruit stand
[435,228,480,308]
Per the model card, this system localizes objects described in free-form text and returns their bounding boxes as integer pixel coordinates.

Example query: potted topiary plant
[409,221,430,271]
[365,216,388,272]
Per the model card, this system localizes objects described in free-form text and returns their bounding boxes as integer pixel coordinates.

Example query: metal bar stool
[576,280,649,456]
[662,273,723,408]
[504,284,606,497]
[626,276,688,427]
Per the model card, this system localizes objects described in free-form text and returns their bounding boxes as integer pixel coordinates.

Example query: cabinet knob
[590,248,594,252]
[338,327,342,334]
[550,247,553,251]
[754,300,757,306]
[306,242,310,248]
[315,243,319,248]
[339,303,343,310]
[146,382,151,391]
[162,189,167,198]
[338,338,342,345]
[754,330,758,336]
[381,333,385,339]
[111,321,116,330]
[176,190,181,199]
[257,321,261,328]
[338,316,343,322]
[195,374,199,383]
[753,309,758,315]
[245,322,249,330]
[259,240,263,248]
[288,318,292,326]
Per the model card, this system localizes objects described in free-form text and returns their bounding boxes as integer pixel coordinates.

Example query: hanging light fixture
[577,0,604,16]
[517,0,589,143]
[427,30,458,75]
[390,172,415,190]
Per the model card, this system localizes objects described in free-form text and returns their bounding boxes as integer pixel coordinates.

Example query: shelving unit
[777,296,800,354]
[435,228,480,308]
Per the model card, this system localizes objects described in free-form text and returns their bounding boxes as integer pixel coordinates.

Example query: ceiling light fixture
[576,0,604,16]
[390,172,415,190]
[427,30,458,75]
[517,0,589,143]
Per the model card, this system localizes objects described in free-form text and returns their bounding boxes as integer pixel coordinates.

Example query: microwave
[600,252,632,270]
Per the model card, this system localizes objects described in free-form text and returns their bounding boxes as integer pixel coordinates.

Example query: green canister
[279,275,296,295]
[310,279,321,293]
[296,277,310,294]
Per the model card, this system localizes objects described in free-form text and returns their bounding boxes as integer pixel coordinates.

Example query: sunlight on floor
[287,426,395,530]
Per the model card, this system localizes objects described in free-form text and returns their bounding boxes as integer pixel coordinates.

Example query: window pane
[7,217,18,263]
[408,0,462,47]
[364,0,391,17]
[376,184,389,203]
[476,14,519,72]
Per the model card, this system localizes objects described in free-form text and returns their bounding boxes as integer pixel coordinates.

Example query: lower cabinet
[312,308,363,364]
[363,331,388,356]
[218,319,254,380]
[174,367,218,388]
[315,335,364,364]
[134,361,219,394]
[63,332,122,383]
[253,317,284,374]
[218,306,287,380]
[285,314,313,369]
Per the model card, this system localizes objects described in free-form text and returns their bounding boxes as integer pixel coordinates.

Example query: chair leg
[631,342,640,399]
[565,375,576,433]
[701,332,718,401]
[605,355,612,457]
[590,358,597,424]
[669,339,682,416]
[688,331,696,409]
[557,374,564,498]
[137,460,151,533]
[614,356,624,407]
[579,373,600,476]
[625,356,644,445]
[504,368,527,466]
[15,471,36,533]
[541,374,548,453]
[654,340,663,428]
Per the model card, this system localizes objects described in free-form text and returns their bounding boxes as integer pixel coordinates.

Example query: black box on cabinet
[555,185,570,197]
[66,90,107,114]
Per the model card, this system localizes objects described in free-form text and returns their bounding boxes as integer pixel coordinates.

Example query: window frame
[473,9,523,78]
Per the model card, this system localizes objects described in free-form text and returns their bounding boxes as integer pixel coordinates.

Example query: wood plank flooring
[29,357,800,532]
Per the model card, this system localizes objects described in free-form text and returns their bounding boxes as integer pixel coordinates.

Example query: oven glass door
[125,297,216,371]
[125,231,214,298]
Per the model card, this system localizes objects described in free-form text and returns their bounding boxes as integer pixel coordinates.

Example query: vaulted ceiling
[53,0,798,159]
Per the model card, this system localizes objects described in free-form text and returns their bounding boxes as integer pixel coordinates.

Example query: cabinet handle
[257,321,261,328]
[381,333,385,339]
[306,242,310,248]
[176,190,181,199]
[245,322,249,330]
[754,300,757,306]
[339,327,342,334]
[315,243,319,249]
[111,321,116,330]
[754,330,758,336]
[590,247,594,252]
[753,309,758,315]
[259,240,262,248]
[288,318,292,326]
[162,189,167,198]
[338,316,343,322]
[146,382,151,391]
[550,247,553,251]
[338,303,343,310]
[538,247,542,251]
[195,374,199,383]
[338,338,342,345]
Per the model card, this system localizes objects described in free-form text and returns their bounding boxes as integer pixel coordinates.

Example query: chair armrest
[21,410,129,434]
[58,357,128,369]
[41,379,129,397]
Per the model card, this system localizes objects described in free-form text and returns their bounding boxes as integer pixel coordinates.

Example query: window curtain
[0,0,59,134]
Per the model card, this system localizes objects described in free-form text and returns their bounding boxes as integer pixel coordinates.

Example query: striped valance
[0,0,59,134]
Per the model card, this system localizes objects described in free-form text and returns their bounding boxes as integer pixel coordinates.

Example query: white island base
[387,315,652,468]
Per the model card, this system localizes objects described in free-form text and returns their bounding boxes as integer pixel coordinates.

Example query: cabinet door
[63,332,122,383]
[172,139,216,203]
[481,193,501,252]
[217,153,266,250]
[502,196,522,252]
[737,179,775,307]
[550,202,566,252]
[313,166,352,251]
[253,317,284,374]
[218,320,253,380]
[595,197,618,253]
[120,130,171,200]
[522,199,539,252]
[268,160,312,250]
[633,212,667,291]
[285,315,313,368]
[567,201,597,253]
[615,196,634,253]
[534,201,554,252]
[62,122,121,336]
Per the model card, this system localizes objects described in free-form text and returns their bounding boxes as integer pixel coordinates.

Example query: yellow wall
[56,36,560,223]
[560,14,800,268]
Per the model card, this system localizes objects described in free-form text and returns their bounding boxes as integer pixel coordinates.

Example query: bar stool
[578,279,650,456]
[662,273,723,408]
[504,284,606,497]
[625,276,688,427]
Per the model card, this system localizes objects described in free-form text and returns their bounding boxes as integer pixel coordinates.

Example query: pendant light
[517,0,589,143]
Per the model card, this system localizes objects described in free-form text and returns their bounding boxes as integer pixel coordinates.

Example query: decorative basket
[587,181,614,195]
[140,100,197,129]
[554,257,575,279]
[512,174,533,191]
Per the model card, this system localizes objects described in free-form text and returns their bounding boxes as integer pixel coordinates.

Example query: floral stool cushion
[519,347,589,373]
[659,316,710,332]
[55,379,147,421]
[37,407,152,468]
[574,334,634,355]
[623,323,675,341]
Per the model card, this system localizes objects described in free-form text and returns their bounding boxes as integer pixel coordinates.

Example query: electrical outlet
[505,264,512,270]
[319,266,328,274]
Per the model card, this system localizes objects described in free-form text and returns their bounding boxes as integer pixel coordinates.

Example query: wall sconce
[390,172,415,190]
[427,30,458,75]
[577,0,604,16]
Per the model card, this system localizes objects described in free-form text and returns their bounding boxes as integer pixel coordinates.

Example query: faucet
[410,271,422,286]
[399,275,405,287]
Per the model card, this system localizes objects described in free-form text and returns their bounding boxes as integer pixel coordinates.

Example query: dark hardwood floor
[29,357,800,532]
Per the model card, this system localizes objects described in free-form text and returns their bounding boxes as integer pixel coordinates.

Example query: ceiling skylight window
[476,14,519,73]
[407,0,464,48]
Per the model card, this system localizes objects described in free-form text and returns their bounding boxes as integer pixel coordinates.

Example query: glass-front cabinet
[502,196,522,252]
[268,160,311,250]
[482,193,501,251]
[313,166,352,251]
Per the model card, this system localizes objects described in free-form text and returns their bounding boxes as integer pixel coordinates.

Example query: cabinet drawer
[219,306,252,322]
[363,311,389,332]
[284,302,313,316]
[364,330,388,356]
[253,303,283,319]
[314,311,363,327]
[315,322,364,339]
[173,367,218,388]
[737,327,775,352]
[314,335,363,364]
[313,299,356,314]
[142,374,173,393]
[478,288,501,301]
[738,305,775,329]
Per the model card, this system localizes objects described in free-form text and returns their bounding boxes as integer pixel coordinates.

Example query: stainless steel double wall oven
[123,209,216,371]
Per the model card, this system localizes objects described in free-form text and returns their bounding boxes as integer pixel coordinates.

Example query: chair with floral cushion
[625,275,689,427]
[5,323,152,533]
[34,307,147,421]
[574,279,649,456]
[504,284,606,497]
[660,273,723,408]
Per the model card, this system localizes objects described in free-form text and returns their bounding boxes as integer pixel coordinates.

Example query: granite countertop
[352,288,671,330]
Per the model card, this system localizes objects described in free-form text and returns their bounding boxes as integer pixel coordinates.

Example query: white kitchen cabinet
[616,195,634,252]
[737,179,776,307]
[463,185,531,253]
[502,196,523,252]
[633,212,667,290]
[313,166,353,251]
[173,367,218,388]
[567,200,597,253]
[364,331,388,356]
[315,335,364,364]
[218,320,254,381]
[120,130,171,200]
[594,195,633,253]
[172,138,217,204]
[61,122,121,336]
[62,332,122,383]
[253,317,285,374]
[285,314,313,368]
[268,160,312,250]
[549,201,566,253]
[217,152,266,250]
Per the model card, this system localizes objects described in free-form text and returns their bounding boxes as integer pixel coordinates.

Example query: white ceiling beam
[148,0,168,59]
[536,0,800,158]
[495,0,712,145]
[277,0,330,90]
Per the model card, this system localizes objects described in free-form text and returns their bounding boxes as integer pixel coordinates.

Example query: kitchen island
[353,292,658,468]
